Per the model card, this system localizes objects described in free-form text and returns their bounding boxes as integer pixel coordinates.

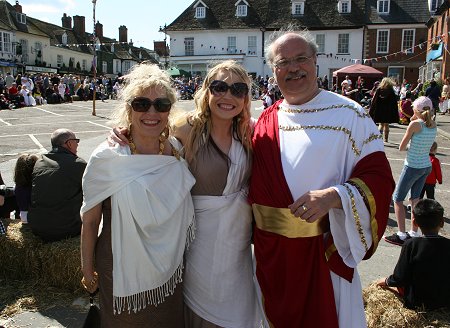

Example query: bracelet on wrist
[384,277,389,287]
[81,271,98,290]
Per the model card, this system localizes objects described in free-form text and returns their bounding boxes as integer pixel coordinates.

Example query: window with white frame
[102,61,107,73]
[124,61,132,73]
[388,66,404,83]
[111,44,115,53]
[337,34,349,54]
[34,42,42,54]
[248,36,257,55]
[62,32,68,46]
[430,0,443,12]
[377,0,390,14]
[185,37,194,56]
[376,29,389,53]
[16,13,26,24]
[228,36,237,53]
[57,54,63,68]
[338,0,351,13]
[0,32,12,53]
[402,29,415,53]
[82,59,87,71]
[195,6,206,18]
[292,1,304,15]
[35,42,43,64]
[20,39,28,62]
[236,4,247,17]
[316,34,325,53]
[115,60,120,73]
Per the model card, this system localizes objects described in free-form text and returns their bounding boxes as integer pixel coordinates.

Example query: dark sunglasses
[65,138,80,144]
[128,97,172,113]
[208,80,249,98]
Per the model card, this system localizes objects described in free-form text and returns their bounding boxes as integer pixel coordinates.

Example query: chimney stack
[95,21,103,39]
[119,25,128,44]
[62,13,72,29]
[73,15,86,36]
[154,41,169,57]
[14,1,22,13]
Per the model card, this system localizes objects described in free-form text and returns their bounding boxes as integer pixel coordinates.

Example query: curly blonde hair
[109,62,177,128]
[184,60,252,164]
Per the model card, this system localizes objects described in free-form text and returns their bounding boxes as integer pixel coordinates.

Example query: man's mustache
[286,71,307,80]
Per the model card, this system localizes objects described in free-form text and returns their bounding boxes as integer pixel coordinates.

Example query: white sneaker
[20,211,28,224]
[408,230,421,238]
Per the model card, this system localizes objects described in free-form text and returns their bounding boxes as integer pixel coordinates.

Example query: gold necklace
[127,125,180,160]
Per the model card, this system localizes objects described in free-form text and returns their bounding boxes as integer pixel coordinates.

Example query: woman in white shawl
[80,63,195,327]
[111,61,265,328]
[19,85,36,107]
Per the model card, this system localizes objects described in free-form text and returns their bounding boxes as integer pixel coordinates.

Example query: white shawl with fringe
[81,138,195,314]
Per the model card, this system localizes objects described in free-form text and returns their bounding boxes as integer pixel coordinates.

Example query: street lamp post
[92,0,97,116]
[159,24,169,70]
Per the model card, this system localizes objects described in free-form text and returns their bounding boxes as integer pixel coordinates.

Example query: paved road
[1,99,449,327]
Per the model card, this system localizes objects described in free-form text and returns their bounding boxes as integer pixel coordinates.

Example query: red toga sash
[248,102,394,327]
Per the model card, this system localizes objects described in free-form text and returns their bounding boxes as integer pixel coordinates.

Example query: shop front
[25,65,58,75]
[0,60,18,75]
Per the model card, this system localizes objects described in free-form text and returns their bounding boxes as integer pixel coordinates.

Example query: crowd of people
[0,25,448,327]
[0,72,121,109]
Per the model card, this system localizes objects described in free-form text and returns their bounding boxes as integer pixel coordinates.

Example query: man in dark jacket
[425,80,441,116]
[28,129,87,242]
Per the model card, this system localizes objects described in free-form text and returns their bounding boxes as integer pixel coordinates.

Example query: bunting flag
[6,31,446,66]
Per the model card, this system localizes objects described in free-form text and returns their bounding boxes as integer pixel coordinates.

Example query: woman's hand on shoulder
[108,127,129,146]
[172,112,191,146]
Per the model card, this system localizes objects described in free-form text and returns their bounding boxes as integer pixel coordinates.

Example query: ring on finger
[302,205,308,211]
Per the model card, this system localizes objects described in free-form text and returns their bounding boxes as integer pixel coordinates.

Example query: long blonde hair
[378,77,395,90]
[416,108,434,128]
[184,60,252,164]
[109,62,177,128]
[412,96,434,128]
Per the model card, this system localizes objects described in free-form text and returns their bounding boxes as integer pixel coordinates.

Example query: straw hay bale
[0,219,82,292]
[363,283,450,328]
[0,278,83,319]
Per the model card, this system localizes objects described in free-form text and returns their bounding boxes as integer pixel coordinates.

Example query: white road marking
[0,119,12,126]
[28,134,47,151]
[87,121,111,129]
[0,130,109,139]
[0,120,107,127]
[36,107,64,116]
[387,156,450,166]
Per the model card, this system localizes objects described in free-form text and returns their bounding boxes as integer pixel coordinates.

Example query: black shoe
[384,233,408,246]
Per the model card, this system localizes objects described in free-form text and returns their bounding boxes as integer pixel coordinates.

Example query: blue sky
[11,0,193,50]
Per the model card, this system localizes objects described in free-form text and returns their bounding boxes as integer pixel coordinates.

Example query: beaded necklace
[127,125,180,160]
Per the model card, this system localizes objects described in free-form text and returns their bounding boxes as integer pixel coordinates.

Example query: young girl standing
[385,96,437,246]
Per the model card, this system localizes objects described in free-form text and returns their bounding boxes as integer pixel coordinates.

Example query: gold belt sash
[252,203,329,238]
